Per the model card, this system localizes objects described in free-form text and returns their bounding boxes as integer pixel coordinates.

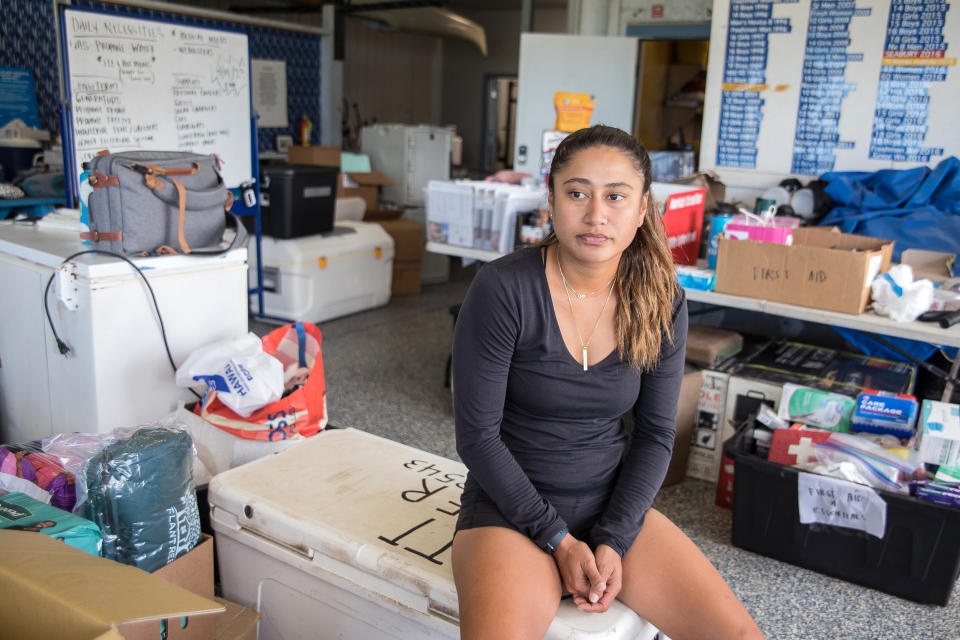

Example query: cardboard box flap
[0,531,224,640]
[344,171,392,187]
[901,248,955,282]
[793,226,892,252]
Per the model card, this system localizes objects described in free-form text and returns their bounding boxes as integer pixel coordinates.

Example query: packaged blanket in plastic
[83,427,200,572]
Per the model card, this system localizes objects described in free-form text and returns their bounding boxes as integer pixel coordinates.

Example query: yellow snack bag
[553,92,595,132]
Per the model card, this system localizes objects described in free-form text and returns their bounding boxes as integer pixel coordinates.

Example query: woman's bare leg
[617,509,764,640]
[453,526,563,640]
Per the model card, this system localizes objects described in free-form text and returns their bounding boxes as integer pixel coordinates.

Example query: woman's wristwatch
[543,526,569,554]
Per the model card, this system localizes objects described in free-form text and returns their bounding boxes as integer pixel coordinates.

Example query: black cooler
[254,164,338,238]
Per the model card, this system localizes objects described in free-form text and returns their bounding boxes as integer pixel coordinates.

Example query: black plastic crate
[253,164,338,239]
[725,430,960,605]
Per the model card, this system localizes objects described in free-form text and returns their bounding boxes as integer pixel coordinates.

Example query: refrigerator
[361,124,452,208]
[0,218,249,444]
[513,33,639,181]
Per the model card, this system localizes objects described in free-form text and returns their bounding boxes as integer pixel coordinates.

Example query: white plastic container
[361,124,452,207]
[249,220,393,323]
[0,217,249,443]
[209,428,662,640]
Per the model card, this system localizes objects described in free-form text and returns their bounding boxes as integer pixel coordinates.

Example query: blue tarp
[818,157,960,277]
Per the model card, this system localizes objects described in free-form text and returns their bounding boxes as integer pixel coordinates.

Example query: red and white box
[651,183,705,266]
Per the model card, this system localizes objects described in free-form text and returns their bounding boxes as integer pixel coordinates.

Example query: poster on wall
[252,59,288,128]
[700,0,959,180]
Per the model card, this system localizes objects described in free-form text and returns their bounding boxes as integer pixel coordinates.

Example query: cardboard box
[918,399,960,467]
[215,597,260,640]
[286,145,340,168]
[122,533,218,640]
[378,219,424,296]
[391,261,423,295]
[338,171,393,212]
[714,227,894,314]
[674,170,726,213]
[651,182,705,266]
[363,208,404,222]
[378,219,424,262]
[0,530,223,640]
[663,366,703,485]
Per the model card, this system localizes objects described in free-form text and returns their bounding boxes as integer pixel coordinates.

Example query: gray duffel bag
[83,150,246,255]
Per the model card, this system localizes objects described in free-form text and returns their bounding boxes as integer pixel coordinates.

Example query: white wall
[441,8,567,172]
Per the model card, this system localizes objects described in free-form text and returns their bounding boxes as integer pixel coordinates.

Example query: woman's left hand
[572,544,622,613]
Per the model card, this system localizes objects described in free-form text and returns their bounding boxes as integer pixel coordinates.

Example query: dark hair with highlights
[545,125,679,371]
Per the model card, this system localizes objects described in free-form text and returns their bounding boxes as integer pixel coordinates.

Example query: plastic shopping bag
[176,332,284,417]
[194,322,327,441]
[871,264,934,322]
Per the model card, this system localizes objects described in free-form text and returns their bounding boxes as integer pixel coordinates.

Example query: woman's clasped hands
[552,534,622,613]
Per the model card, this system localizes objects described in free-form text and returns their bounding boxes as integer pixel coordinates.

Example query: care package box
[714,227,894,314]
[0,530,223,640]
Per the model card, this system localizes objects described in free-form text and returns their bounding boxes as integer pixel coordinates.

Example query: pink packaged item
[724,222,794,245]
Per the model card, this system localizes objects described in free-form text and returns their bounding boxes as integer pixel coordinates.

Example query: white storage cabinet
[0,220,248,443]
[361,124,452,208]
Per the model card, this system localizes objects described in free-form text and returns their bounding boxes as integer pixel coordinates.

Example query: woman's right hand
[552,534,607,610]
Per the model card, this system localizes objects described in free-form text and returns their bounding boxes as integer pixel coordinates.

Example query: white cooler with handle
[208,428,662,640]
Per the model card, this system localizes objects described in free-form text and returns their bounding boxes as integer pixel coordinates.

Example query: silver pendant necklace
[556,247,616,371]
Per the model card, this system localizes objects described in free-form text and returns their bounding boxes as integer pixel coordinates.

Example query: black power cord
[43,249,202,400]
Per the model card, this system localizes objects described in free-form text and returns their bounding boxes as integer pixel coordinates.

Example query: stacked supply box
[687,341,918,482]
[209,428,661,640]
[248,221,394,323]
[377,217,425,295]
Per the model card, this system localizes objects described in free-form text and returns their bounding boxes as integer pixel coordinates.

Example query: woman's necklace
[557,254,613,299]
[556,248,616,371]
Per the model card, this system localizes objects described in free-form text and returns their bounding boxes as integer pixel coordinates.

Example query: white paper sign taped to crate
[797,472,887,539]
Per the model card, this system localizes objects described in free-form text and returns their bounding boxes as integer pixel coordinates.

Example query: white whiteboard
[700,0,960,183]
[62,8,253,188]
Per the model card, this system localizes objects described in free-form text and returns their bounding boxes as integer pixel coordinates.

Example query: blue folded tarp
[818,157,960,276]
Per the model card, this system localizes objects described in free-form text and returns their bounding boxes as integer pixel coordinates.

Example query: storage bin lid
[0,220,246,278]
[208,428,656,638]
[261,163,339,177]
[209,428,461,619]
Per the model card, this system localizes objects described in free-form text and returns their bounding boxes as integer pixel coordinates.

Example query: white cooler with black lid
[208,428,662,640]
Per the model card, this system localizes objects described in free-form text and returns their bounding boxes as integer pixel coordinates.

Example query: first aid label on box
[798,472,887,539]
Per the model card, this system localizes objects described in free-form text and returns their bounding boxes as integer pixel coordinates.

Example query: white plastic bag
[175,333,284,417]
[870,265,933,322]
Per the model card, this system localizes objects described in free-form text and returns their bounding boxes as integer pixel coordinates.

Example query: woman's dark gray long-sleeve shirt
[452,247,688,557]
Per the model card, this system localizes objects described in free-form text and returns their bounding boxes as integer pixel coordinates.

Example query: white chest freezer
[209,428,662,640]
[361,124,452,208]
[0,218,249,444]
[250,221,393,323]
